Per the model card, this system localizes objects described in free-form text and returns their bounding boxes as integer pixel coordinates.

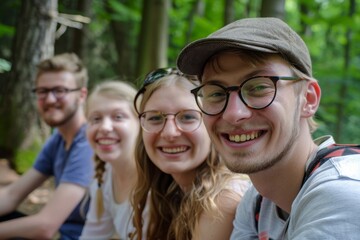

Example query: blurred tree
[334,0,356,142]
[73,0,92,58]
[181,0,202,47]
[0,1,19,61]
[0,0,57,169]
[298,1,312,36]
[106,0,140,81]
[260,0,285,19]
[136,0,170,81]
[55,0,91,58]
[224,0,235,24]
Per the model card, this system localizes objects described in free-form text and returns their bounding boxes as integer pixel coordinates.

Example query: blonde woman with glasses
[130,68,250,240]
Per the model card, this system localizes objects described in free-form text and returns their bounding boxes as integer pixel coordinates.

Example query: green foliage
[107,0,141,22]
[15,143,42,174]
[287,0,360,143]
[85,0,143,87]
[15,151,36,174]
[0,23,14,38]
[0,0,20,60]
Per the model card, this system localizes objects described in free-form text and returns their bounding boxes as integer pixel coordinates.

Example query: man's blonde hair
[36,53,88,88]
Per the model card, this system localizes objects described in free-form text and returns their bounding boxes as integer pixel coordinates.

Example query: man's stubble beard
[221,105,301,174]
[44,100,80,127]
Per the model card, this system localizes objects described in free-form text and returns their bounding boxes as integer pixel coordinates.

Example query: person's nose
[100,117,113,133]
[222,91,252,123]
[43,91,57,103]
[160,116,181,139]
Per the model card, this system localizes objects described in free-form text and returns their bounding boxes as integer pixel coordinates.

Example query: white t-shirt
[80,166,149,239]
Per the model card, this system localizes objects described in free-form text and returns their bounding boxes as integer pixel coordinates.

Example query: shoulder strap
[254,194,263,231]
[255,143,360,233]
[302,144,360,184]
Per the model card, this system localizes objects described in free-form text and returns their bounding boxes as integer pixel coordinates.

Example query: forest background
[0,0,359,173]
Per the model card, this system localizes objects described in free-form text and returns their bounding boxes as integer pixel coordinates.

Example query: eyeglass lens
[33,87,79,100]
[193,76,285,115]
[140,110,202,133]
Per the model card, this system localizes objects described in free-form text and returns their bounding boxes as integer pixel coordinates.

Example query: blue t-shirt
[34,124,94,240]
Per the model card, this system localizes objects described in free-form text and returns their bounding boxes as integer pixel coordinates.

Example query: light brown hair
[36,52,88,88]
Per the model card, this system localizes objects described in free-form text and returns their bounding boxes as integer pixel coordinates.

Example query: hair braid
[94,154,106,220]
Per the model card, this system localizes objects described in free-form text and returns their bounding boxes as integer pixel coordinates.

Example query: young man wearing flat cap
[177,17,360,239]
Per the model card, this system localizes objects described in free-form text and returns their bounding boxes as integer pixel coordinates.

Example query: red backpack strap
[302,144,360,185]
[255,144,360,233]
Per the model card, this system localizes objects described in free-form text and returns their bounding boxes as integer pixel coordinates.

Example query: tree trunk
[224,0,235,25]
[73,0,92,59]
[260,0,285,19]
[335,0,356,142]
[136,0,169,80]
[299,2,312,36]
[106,0,137,81]
[183,0,202,46]
[0,0,57,169]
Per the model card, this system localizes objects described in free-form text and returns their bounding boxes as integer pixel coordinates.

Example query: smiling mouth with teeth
[161,146,188,154]
[98,139,118,145]
[228,131,261,143]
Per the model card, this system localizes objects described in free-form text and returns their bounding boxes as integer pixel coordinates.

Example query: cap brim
[177,38,277,77]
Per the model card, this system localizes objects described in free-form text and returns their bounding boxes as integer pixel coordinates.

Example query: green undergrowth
[15,144,42,174]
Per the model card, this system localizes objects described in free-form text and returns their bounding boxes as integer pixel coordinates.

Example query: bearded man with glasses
[177,17,360,239]
[0,53,93,239]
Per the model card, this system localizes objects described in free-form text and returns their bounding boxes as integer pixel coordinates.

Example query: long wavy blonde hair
[131,73,242,240]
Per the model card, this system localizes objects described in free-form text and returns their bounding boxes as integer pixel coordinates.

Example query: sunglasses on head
[133,67,196,115]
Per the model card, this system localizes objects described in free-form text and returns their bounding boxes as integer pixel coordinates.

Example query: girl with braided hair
[80,80,148,239]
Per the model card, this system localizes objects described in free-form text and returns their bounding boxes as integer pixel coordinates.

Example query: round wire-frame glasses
[139,109,202,133]
[190,76,302,116]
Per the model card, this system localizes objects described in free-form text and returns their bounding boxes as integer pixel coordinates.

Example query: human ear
[301,80,321,117]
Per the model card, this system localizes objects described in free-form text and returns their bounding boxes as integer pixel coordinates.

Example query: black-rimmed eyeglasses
[134,67,197,115]
[32,87,81,100]
[139,109,202,133]
[191,76,302,116]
